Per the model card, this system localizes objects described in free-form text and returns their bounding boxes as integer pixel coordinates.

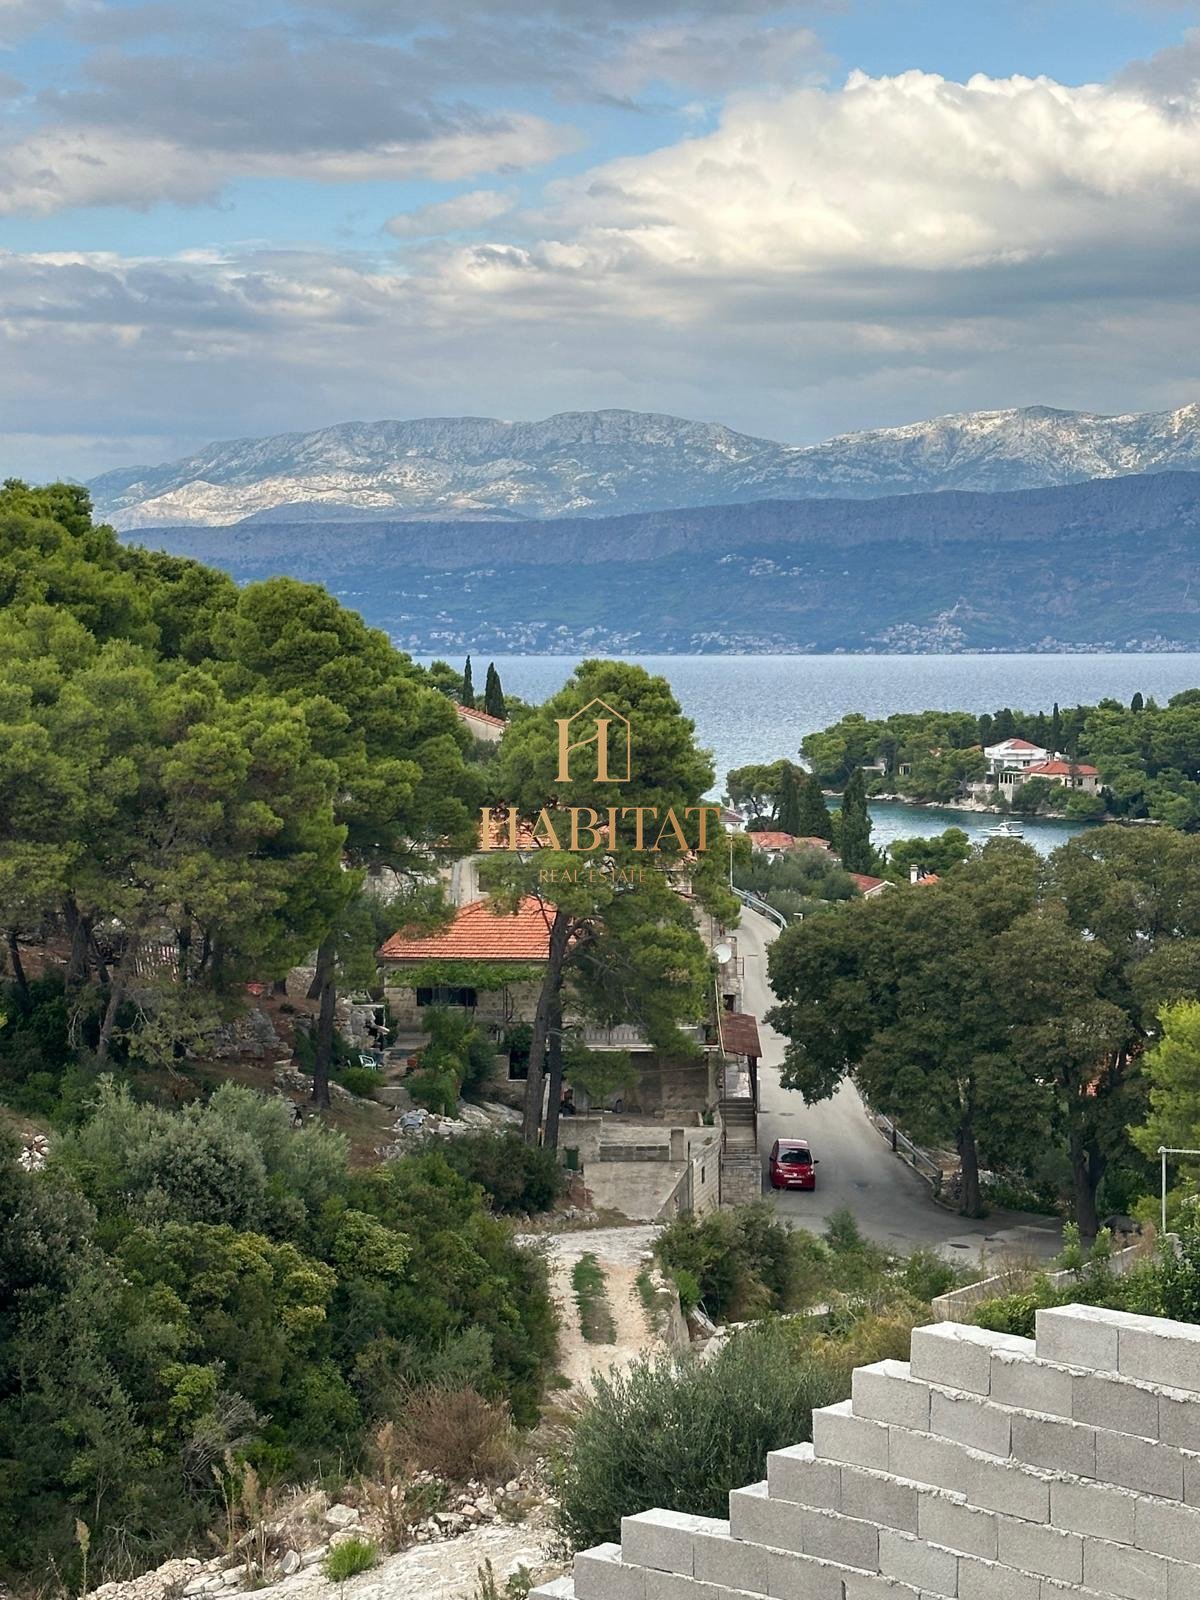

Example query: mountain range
[128,470,1200,655]
[90,402,1200,529]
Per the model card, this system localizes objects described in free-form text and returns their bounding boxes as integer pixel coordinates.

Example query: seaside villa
[975,737,1100,799]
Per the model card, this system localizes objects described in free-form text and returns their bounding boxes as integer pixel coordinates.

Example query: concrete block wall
[532,1304,1200,1600]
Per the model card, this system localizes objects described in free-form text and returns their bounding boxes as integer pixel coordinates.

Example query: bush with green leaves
[323,1536,378,1579]
[554,1320,848,1551]
[340,1065,381,1098]
[440,1129,565,1215]
[0,1083,556,1586]
[655,1203,803,1320]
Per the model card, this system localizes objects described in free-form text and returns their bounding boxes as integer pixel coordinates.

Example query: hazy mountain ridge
[127,469,1200,653]
[91,402,1200,529]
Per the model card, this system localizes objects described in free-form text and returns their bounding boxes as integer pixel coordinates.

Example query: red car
[769,1138,818,1190]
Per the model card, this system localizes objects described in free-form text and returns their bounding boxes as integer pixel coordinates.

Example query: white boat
[984,818,1025,839]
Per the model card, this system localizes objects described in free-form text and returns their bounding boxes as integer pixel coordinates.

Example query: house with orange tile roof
[1023,758,1101,794]
[748,830,834,857]
[849,872,891,898]
[455,703,506,743]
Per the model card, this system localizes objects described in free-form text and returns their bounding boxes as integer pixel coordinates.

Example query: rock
[301,1546,327,1567]
[280,1550,301,1576]
[324,1502,360,1528]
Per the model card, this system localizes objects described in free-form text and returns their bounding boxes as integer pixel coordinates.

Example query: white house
[982,737,1049,776]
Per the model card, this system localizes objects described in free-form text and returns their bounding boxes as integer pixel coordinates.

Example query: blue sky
[3,0,1200,481]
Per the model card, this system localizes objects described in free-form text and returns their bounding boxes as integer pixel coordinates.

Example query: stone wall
[533,1302,1200,1600]
[931,1241,1152,1324]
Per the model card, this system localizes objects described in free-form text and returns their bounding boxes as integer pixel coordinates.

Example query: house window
[416,985,477,1008]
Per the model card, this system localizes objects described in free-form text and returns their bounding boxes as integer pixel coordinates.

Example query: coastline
[831,789,1111,825]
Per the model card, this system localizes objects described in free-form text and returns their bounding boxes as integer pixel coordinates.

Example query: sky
[4,0,1200,481]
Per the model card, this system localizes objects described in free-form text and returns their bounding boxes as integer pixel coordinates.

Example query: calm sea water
[436,654,1200,856]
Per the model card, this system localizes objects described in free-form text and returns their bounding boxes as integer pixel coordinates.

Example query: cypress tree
[795,770,834,840]
[1051,702,1063,752]
[1131,691,1144,714]
[777,762,803,835]
[484,662,506,720]
[838,766,874,875]
[461,655,475,708]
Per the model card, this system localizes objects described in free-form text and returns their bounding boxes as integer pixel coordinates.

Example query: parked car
[768,1137,818,1191]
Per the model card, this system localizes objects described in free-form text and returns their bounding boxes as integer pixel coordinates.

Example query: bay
[433,653,1200,856]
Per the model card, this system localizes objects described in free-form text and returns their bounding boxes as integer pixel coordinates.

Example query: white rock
[280,1550,301,1576]
[324,1503,360,1529]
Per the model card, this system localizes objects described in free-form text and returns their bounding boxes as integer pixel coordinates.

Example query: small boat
[984,819,1024,839]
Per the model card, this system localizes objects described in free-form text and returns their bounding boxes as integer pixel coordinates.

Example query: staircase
[533,1302,1200,1599]
[719,1096,759,1208]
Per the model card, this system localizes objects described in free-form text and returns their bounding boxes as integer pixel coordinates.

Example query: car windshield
[778,1148,811,1165]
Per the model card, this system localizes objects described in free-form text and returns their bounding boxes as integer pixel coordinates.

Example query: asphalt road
[737,907,1062,1264]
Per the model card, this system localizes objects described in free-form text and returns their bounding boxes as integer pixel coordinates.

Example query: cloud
[7,60,1200,475]
[385,189,514,238]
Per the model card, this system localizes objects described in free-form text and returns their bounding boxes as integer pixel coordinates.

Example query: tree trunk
[312,937,336,1110]
[957,1121,983,1218]
[64,896,88,987]
[5,929,28,1003]
[272,978,288,997]
[85,921,110,986]
[523,911,572,1145]
[1070,1128,1104,1240]
[97,938,138,1063]
[542,996,565,1151]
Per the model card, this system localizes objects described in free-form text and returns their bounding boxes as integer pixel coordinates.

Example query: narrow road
[737,907,1062,1263]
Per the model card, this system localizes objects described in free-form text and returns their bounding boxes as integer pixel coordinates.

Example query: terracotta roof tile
[850,872,890,895]
[456,704,506,728]
[379,897,551,962]
[1025,760,1099,778]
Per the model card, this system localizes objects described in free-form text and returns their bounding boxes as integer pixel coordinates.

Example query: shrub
[391,1386,516,1483]
[440,1130,565,1215]
[323,1536,378,1579]
[899,1247,962,1305]
[655,1203,800,1319]
[554,1320,848,1552]
[406,1066,459,1116]
[339,1066,380,1099]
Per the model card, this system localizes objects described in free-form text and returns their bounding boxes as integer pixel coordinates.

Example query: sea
[441,653,1200,857]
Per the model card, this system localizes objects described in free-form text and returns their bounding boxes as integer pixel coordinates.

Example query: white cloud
[385,189,514,238]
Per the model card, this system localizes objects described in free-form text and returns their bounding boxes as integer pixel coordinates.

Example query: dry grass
[390,1387,517,1485]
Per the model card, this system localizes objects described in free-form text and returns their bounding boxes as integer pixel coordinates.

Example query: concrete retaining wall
[533,1302,1200,1600]
[932,1240,1151,1323]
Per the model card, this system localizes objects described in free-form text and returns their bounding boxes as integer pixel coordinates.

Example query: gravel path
[532,1225,665,1390]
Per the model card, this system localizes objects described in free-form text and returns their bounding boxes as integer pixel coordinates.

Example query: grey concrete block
[990,1352,1073,1419]
[957,1555,1039,1600]
[621,1510,715,1575]
[838,1576,924,1600]
[797,1506,878,1570]
[764,1548,849,1599]
[930,1389,1012,1458]
[1049,1477,1137,1545]
[1133,1494,1200,1564]
[971,1454,1051,1524]
[1071,1371,1159,1439]
[840,1464,919,1532]
[1010,1412,1096,1479]
[643,1572,755,1600]
[1159,1388,1200,1452]
[917,1491,998,1560]
[887,1426,975,1496]
[877,1529,958,1597]
[1096,1425,1184,1500]
[729,1483,799,1550]
[531,1581,577,1600]
[693,1529,770,1595]
[766,1444,841,1511]
[575,1546,648,1600]
[1035,1306,1121,1373]
[1083,1536,1172,1600]
[811,1401,890,1471]
[996,1516,1083,1584]
[910,1323,1029,1396]
[1119,1318,1200,1394]
[852,1362,932,1432]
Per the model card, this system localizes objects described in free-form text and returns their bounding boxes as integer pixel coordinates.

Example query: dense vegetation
[801,693,1200,824]
[0,1084,555,1583]
[768,829,1200,1229]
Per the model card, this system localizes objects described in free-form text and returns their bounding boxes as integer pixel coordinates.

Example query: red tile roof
[749,832,832,853]
[1026,760,1099,778]
[850,872,890,895]
[456,704,506,728]
[1000,738,1042,750]
[721,1011,762,1059]
[379,897,552,962]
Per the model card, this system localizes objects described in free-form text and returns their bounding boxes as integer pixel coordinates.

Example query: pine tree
[484,662,506,720]
[461,655,475,708]
[795,771,834,840]
[777,763,803,835]
[838,766,874,875]
[1131,691,1144,714]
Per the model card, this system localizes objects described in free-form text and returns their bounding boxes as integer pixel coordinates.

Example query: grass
[323,1536,378,1580]
[572,1253,617,1344]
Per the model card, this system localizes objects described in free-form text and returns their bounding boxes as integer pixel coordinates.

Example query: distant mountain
[90,402,1200,529]
[127,469,1200,654]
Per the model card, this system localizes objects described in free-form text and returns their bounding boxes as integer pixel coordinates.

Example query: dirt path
[534,1226,666,1389]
